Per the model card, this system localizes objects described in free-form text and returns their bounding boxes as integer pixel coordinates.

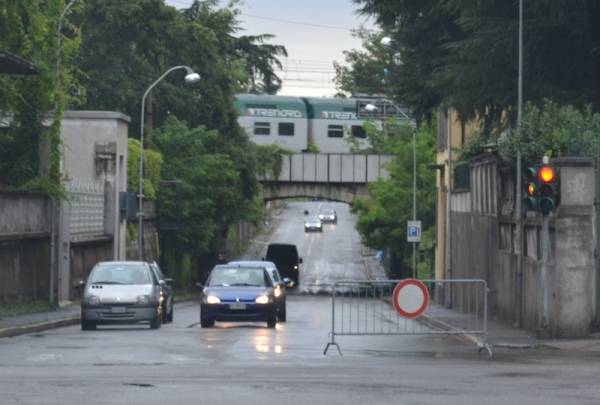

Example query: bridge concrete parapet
[261,182,370,205]
[259,153,390,203]
[262,153,391,183]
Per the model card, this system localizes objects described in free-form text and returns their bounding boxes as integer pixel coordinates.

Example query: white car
[319,209,337,224]
[304,216,323,232]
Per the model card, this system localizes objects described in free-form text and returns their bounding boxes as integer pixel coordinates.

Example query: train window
[254,122,270,135]
[278,122,295,136]
[352,125,367,138]
[327,125,344,138]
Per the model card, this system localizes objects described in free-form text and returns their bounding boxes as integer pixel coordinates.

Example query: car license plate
[110,306,127,313]
[229,303,246,310]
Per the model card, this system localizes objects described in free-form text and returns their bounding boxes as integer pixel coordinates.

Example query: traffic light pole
[541,215,550,330]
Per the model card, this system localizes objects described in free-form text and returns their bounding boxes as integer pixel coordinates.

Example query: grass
[0,301,54,318]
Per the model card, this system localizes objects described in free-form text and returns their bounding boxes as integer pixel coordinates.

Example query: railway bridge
[260,153,392,204]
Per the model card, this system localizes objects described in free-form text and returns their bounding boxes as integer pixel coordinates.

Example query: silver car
[304,216,323,232]
[319,209,337,224]
[80,261,163,330]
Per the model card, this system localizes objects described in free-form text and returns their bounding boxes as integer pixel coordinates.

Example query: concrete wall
[0,193,51,303]
[448,156,596,337]
[60,111,129,260]
[57,111,130,302]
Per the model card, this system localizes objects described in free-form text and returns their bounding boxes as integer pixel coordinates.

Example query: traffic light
[522,164,559,215]
[538,165,558,215]
[523,166,539,211]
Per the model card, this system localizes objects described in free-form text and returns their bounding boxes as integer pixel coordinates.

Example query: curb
[418,313,484,347]
[0,299,199,339]
[0,316,80,339]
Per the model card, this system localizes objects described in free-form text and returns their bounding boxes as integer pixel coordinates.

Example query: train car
[235,93,309,152]
[303,97,369,153]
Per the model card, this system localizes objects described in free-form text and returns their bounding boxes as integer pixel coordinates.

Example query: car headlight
[87,295,100,306]
[203,295,221,304]
[293,265,299,270]
[274,287,282,298]
[136,295,150,304]
[317,223,321,227]
[319,215,324,219]
[255,295,270,304]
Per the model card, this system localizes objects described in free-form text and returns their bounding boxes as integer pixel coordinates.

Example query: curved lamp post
[138,65,200,259]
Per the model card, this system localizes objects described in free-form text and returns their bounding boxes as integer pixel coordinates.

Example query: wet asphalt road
[1,202,600,404]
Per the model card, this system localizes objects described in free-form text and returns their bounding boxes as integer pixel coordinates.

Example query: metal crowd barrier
[323,279,492,357]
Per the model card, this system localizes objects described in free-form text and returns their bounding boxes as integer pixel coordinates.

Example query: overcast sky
[164,0,374,97]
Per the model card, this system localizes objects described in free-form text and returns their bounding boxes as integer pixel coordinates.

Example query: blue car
[200,265,278,328]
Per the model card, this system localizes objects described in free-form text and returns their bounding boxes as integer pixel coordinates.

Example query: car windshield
[208,267,271,287]
[89,263,151,285]
[322,210,334,215]
[307,216,320,222]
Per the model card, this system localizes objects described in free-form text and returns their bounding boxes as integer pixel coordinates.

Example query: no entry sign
[392,279,430,319]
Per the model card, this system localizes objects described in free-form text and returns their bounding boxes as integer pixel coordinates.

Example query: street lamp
[378,35,418,279]
[365,101,418,279]
[56,0,78,90]
[138,65,200,259]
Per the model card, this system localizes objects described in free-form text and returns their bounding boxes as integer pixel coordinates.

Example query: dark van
[265,243,302,286]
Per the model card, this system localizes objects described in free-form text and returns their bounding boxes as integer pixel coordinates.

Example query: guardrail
[323,279,492,357]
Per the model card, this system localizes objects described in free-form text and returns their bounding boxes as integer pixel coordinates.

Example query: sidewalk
[0,299,198,339]
[421,304,600,352]
[0,303,80,338]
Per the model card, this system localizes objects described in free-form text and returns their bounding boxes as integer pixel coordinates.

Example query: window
[278,122,294,136]
[352,125,366,138]
[254,122,270,135]
[328,125,344,138]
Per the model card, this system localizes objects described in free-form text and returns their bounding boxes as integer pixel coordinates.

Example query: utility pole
[514,0,524,328]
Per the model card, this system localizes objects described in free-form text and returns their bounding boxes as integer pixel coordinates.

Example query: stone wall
[0,192,51,303]
[449,155,596,337]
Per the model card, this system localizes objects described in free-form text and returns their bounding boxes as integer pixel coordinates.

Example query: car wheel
[161,303,169,323]
[81,319,96,331]
[267,317,277,328]
[150,312,162,329]
[201,318,214,328]
[278,306,287,322]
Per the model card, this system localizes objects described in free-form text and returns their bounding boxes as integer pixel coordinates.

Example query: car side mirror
[78,280,86,289]
[164,278,174,286]
[283,278,295,288]
[298,258,303,264]
[195,282,204,289]
[158,279,166,287]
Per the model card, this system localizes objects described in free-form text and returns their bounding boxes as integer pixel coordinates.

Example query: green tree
[0,0,80,196]
[235,34,288,94]
[72,0,287,135]
[334,29,391,96]
[127,138,163,200]
[352,121,436,277]
[351,0,600,126]
[153,118,284,284]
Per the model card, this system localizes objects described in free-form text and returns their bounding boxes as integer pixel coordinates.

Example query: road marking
[27,353,63,362]
[169,354,190,362]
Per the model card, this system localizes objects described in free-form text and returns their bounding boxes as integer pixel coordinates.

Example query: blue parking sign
[407,220,421,242]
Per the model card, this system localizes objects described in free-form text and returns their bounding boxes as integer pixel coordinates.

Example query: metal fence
[66,180,105,236]
[323,279,492,357]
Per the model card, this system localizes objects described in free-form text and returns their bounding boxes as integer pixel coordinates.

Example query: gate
[323,279,492,356]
